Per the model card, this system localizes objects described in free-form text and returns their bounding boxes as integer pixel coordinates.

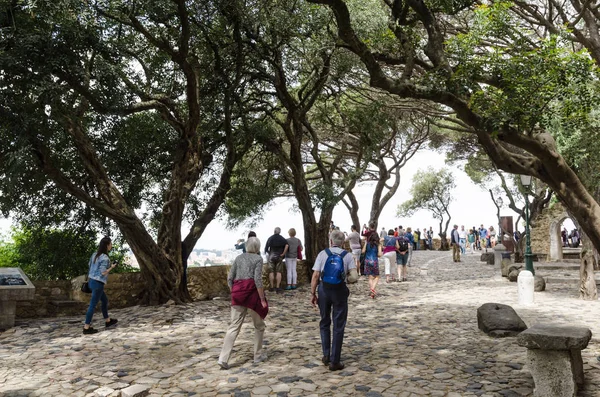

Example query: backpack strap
[340,250,347,258]
[325,248,332,257]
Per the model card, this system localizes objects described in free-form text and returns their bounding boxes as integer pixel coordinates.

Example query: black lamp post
[496,196,503,245]
[520,174,535,275]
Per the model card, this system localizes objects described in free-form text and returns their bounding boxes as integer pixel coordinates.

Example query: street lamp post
[520,175,535,275]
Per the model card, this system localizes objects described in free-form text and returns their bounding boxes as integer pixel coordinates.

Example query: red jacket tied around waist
[230,278,269,319]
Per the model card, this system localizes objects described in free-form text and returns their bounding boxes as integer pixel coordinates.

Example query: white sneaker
[254,353,268,364]
[218,361,229,370]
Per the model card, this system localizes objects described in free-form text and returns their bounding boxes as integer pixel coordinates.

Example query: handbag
[81,279,92,293]
[81,258,92,293]
[297,245,303,260]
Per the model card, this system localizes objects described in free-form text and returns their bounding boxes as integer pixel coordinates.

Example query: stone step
[544,275,600,285]
[48,300,87,317]
[535,263,580,271]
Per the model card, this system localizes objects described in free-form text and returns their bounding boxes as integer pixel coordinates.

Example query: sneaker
[254,353,268,364]
[290,285,297,290]
[329,362,345,371]
[268,287,275,292]
[276,288,283,294]
[218,361,229,370]
[105,319,118,328]
[284,286,292,291]
[83,327,98,335]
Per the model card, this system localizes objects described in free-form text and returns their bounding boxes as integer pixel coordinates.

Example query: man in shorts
[265,227,289,293]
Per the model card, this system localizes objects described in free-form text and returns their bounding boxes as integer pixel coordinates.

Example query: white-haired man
[310,230,358,371]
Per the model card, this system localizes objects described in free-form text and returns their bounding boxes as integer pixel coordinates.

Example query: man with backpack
[396,231,410,281]
[310,230,358,371]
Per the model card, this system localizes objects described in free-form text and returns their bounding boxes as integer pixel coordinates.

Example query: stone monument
[0,268,35,330]
[494,243,507,273]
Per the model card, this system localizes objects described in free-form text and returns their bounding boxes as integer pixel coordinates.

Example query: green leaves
[397,167,456,224]
[0,226,97,280]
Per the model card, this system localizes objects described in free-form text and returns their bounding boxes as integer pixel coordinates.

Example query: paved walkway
[1,250,599,397]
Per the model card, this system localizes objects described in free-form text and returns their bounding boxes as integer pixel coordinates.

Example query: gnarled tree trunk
[579,235,598,300]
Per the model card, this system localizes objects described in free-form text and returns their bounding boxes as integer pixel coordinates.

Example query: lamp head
[520,174,532,187]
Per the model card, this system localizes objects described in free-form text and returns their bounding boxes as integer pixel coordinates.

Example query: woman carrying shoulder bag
[83,236,118,335]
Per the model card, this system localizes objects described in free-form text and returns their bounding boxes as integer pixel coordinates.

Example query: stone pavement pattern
[1,250,599,397]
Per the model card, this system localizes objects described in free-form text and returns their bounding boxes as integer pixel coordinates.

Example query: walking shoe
[284,286,293,291]
[322,356,330,365]
[268,287,275,292]
[105,319,118,328]
[218,361,230,370]
[329,362,345,371]
[291,285,297,290]
[276,288,283,294]
[83,327,98,335]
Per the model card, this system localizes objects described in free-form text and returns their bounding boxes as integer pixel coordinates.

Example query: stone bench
[517,324,592,397]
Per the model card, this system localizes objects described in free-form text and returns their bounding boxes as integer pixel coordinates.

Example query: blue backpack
[321,248,347,284]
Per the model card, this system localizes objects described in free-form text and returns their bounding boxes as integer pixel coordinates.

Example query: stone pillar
[494,244,506,272]
[518,270,534,305]
[0,300,17,330]
[527,349,576,397]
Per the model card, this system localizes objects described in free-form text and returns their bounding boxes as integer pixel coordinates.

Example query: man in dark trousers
[451,225,461,262]
[310,230,358,371]
[264,227,289,293]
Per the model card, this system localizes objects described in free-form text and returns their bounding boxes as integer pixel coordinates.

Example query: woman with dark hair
[83,237,118,335]
[361,231,382,298]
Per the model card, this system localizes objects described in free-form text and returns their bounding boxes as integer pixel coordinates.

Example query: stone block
[517,324,592,351]
[477,303,527,336]
[120,385,150,397]
[526,349,576,397]
[0,300,17,329]
[508,269,521,282]
[534,275,546,292]
[481,253,494,265]
[501,258,512,277]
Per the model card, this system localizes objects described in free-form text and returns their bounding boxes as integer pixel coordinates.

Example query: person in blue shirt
[83,237,118,335]
[478,225,489,252]
[405,227,415,266]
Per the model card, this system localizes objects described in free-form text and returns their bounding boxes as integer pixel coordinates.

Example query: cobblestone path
[1,250,599,396]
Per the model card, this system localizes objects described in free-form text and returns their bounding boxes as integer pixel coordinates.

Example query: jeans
[85,278,109,325]
[318,283,349,364]
[428,238,433,250]
[459,238,466,254]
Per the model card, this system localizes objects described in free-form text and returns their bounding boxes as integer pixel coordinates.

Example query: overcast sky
[0,148,575,250]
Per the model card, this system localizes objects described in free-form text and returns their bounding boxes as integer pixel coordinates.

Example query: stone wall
[16,260,310,319]
[530,202,568,259]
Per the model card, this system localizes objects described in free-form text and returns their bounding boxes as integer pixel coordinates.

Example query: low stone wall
[16,260,310,319]
[15,280,84,318]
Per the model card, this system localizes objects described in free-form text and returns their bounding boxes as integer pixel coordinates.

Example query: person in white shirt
[458,225,467,254]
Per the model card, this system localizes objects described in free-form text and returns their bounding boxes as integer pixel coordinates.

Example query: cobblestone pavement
[1,250,600,397]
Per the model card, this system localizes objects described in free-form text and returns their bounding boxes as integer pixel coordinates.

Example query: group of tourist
[371,224,436,251]
[561,227,581,248]
[218,221,423,371]
[235,227,303,293]
[450,224,500,259]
